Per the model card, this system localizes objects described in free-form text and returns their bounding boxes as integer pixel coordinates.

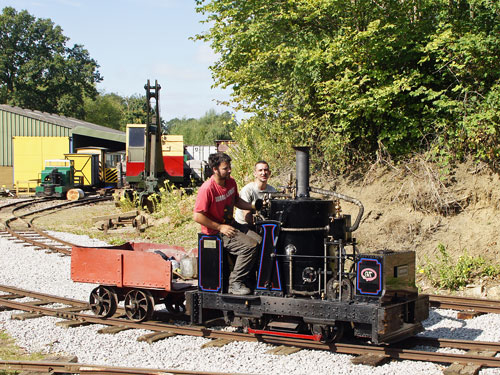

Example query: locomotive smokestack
[294,146,310,198]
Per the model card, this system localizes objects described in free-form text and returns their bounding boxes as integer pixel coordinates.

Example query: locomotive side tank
[187,147,429,344]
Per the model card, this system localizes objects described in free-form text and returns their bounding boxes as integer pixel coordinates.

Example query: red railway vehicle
[71,242,196,321]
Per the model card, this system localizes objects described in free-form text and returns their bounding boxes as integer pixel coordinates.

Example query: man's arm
[193,211,237,237]
[236,186,255,224]
[235,196,254,211]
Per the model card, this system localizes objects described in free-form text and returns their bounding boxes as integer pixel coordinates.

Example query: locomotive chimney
[294,146,310,198]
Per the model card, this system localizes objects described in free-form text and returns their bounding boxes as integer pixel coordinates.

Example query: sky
[0,0,240,121]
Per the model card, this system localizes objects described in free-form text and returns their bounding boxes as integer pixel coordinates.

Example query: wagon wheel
[89,286,118,318]
[124,289,155,322]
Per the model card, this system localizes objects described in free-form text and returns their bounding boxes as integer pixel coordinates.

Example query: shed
[0,104,125,188]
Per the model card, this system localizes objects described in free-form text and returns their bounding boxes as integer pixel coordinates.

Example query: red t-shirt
[194,176,239,235]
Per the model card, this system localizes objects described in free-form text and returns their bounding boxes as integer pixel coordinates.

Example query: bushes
[197,0,500,173]
[420,243,500,290]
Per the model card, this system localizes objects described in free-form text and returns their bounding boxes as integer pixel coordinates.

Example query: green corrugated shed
[0,104,125,166]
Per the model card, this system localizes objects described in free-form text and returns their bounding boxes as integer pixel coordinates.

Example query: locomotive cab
[186,147,429,345]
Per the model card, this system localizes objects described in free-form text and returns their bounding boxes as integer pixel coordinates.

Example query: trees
[195,0,500,169]
[83,93,150,131]
[0,7,102,118]
[166,109,237,144]
[84,93,124,130]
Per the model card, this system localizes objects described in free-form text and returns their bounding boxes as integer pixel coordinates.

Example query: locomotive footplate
[186,290,427,344]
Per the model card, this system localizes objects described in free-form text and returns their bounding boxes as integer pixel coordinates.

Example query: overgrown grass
[116,182,199,250]
[149,183,195,226]
[0,329,45,374]
[419,243,500,290]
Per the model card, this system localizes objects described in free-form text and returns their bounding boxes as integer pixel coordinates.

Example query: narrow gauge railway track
[1,285,500,370]
[428,293,500,314]
[0,360,255,375]
[0,196,112,255]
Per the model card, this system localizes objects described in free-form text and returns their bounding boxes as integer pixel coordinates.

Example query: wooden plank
[92,210,138,223]
[443,350,496,375]
[266,345,301,356]
[137,331,176,344]
[98,326,131,334]
[11,312,42,320]
[201,338,234,348]
[351,354,389,366]
[55,320,92,328]
[457,311,484,320]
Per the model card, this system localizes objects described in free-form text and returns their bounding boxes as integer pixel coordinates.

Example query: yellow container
[13,137,70,189]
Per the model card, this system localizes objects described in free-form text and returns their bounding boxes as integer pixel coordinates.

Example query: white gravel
[1,231,500,374]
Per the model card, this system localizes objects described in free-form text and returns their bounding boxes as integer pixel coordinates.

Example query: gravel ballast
[1,231,500,374]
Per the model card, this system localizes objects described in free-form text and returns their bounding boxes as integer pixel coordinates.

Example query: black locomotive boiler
[187,147,429,344]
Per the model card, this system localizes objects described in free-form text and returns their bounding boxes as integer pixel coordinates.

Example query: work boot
[228,282,251,295]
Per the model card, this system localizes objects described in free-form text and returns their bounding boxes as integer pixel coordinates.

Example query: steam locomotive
[186,147,428,344]
[72,147,429,344]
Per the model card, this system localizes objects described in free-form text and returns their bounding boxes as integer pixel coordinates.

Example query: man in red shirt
[193,152,259,295]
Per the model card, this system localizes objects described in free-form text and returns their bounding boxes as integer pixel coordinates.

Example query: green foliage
[149,182,194,226]
[166,109,237,144]
[0,7,102,118]
[117,183,195,230]
[115,185,198,248]
[116,190,140,212]
[195,0,500,171]
[229,116,294,186]
[84,92,149,131]
[123,94,150,126]
[84,93,124,130]
[420,243,500,290]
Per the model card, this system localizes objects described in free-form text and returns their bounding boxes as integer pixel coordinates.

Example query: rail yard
[1,195,500,374]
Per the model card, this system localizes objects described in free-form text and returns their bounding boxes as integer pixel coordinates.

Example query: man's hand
[218,224,237,238]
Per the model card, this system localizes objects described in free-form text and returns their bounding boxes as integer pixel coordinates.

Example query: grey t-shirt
[235,182,277,225]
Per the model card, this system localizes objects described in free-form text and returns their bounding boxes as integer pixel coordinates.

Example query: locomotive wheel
[312,323,345,343]
[124,289,155,322]
[163,294,186,315]
[89,286,118,318]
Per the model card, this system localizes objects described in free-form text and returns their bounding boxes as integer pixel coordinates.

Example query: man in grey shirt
[235,160,277,228]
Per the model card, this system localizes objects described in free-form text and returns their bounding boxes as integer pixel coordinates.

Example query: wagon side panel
[122,252,172,291]
[71,247,123,286]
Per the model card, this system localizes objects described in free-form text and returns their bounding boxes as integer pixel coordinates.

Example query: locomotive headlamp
[285,244,297,255]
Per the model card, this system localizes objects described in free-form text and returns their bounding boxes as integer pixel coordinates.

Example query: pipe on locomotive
[309,186,364,233]
[292,146,364,232]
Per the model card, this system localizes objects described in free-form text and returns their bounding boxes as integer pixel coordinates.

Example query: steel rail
[1,196,112,254]
[0,197,45,210]
[411,336,500,351]
[0,360,257,375]
[428,294,500,314]
[1,285,500,368]
[0,284,89,308]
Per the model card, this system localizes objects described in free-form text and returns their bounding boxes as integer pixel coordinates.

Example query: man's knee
[224,231,258,252]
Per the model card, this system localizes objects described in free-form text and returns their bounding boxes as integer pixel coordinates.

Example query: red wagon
[71,242,196,321]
